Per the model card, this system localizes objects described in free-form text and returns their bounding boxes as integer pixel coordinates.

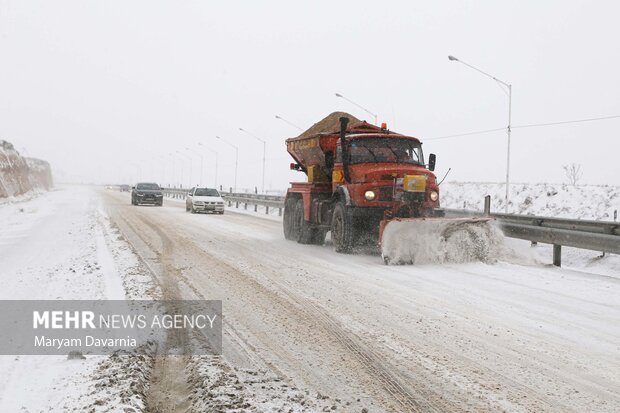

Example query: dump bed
[286,112,358,172]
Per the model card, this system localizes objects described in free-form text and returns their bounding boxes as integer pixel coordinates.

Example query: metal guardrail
[442,198,619,266]
[162,188,285,215]
[163,189,618,266]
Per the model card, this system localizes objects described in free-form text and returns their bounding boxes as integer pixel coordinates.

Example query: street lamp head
[448,55,458,61]
[335,93,343,98]
[275,115,281,119]
[239,127,244,131]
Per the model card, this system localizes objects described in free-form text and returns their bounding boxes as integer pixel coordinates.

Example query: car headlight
[364,190,376,201]
[137,193,144,197]
[429,190,439,202]
[155,194,163,197]
[194,201,204,205]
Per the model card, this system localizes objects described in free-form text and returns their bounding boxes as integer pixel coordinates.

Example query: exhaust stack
[339,116,350,183]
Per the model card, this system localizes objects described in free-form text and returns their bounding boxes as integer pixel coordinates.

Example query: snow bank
[440,181,619,220]
[0,187,160,412]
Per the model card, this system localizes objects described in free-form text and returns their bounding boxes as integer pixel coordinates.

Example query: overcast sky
[1,0,619,192]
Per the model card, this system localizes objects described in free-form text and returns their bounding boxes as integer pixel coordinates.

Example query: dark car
[131,182,163,206]
[120,184,131,192]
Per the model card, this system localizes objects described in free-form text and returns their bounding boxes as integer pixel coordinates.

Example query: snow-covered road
[1,186,618,412]
[102,188,620,412]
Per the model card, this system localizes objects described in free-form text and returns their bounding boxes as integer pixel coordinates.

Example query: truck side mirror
[428,153,436,171]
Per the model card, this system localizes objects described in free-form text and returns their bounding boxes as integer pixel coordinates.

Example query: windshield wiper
[356,143,378,162]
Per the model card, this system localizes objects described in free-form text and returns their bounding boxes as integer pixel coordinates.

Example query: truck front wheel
[331,202,355,253]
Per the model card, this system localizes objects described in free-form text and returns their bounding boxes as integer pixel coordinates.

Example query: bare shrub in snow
[563,163,583,185]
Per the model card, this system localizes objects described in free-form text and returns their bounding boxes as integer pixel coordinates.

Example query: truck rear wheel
[283,197,297,240]
[331,202,355,253]
[294,199,315,244]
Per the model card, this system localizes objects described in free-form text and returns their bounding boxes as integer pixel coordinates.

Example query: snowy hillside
[440,182,619,221]
[0,140,53,198]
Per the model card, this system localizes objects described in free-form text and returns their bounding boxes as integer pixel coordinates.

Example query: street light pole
[448,55,512,212]
[198,142,218,188]
[186,147,204,185]
[129,162,141,183]
[158,155,166,186]
[168,153,176,187]
[215,136,238,192]
[275,115,303,131]
[176,151,192,187]
[239,128,266,194]
[335,93,378,125]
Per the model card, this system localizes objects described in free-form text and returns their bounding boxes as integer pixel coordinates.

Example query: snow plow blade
[380,217,501,265]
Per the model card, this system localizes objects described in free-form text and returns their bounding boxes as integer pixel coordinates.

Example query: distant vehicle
[186,187,225,214]
[120,184,131,192]
[131,183,163,206]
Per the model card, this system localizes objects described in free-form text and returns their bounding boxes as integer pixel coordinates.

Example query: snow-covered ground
[0,186,158,412]
[440,181,620,220]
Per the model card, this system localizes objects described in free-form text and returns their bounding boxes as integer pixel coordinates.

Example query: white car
[186,187,225,214]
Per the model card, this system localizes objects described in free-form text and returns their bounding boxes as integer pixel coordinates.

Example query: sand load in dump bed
[286,112,363,181]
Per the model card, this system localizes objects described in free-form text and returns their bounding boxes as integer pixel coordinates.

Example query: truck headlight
[429,190,439,201]
[364,190,376,201]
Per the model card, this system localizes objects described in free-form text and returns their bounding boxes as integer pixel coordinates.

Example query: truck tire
[283,197,297,240]
[294,199,315,244]
[331,201,355,253]
[311,229,327,245]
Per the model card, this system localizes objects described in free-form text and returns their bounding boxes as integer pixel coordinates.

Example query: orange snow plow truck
[283,112,497,264]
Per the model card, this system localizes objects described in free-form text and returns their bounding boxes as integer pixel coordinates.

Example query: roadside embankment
[0,140,53,198]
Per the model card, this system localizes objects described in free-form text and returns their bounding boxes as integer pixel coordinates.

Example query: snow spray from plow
[380,218,504,265]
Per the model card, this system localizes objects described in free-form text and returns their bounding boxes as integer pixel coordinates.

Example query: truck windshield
[348,138,423,165]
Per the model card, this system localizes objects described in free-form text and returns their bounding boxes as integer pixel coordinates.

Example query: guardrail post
[235,201,239,208]
[244,202,247,210]
[484,195,491,216]
[254,204,257,212]
[278,207,282,216]
[553,244,562,267]
[266,205,269,214]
